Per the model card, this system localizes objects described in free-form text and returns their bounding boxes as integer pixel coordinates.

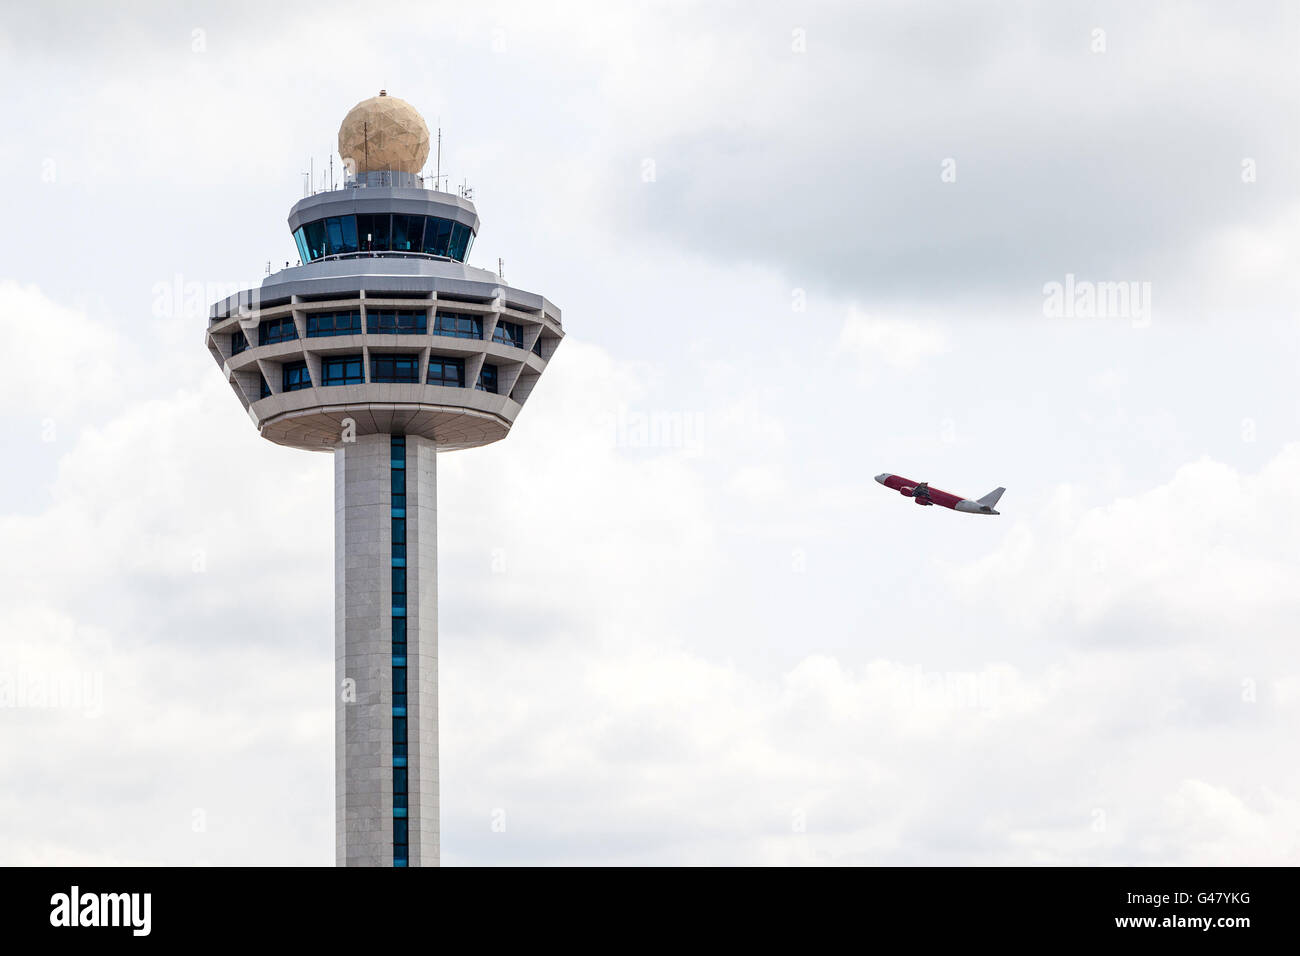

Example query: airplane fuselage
[874,474,1002,515]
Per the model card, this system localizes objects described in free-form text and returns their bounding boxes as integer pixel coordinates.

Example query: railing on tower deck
[305,173,469,199]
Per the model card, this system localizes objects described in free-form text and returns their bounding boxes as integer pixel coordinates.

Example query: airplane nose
[874,473,890,484]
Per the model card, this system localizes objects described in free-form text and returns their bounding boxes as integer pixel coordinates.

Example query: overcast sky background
[1,0,1298,865]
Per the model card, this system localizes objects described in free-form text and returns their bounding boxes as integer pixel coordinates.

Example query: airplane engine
[913,496,931,505]
[900,487,915,497]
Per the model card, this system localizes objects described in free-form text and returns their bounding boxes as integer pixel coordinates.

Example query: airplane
[875,473,1005,515]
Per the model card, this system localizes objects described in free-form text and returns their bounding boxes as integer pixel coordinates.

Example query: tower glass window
[428,357,464,387]
[258,374,271,399]
[433,311,482,339]
[477,364,498,393]
[492,320,523,349]
[423,218,453,257]
[392,667,406,709]
[391,517,405,559]
[449,221,472,261]
[303,219,327,260]
[393,818,408,867]
[295,214,474,262]
[231,329,250,355]
[391,214,424,252]
[356,213,390,252]
[282,360,311,392]
[259,316,297,346]
[367,309,427,335]
[324,216,358,255]
[305,310,361,337]
[321,354,364,386]
[371,354,421,384]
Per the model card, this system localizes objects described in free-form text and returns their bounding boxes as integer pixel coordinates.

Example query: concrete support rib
[335,433,439,866]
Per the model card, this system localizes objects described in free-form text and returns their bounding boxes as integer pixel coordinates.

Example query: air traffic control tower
[204,92,562,866]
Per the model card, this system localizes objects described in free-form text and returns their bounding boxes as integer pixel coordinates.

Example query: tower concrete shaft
[336,434,438,866]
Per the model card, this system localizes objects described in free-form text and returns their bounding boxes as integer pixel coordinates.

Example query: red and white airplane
[875,473,1005,515]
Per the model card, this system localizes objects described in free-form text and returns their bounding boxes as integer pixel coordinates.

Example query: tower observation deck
[204,91,562,866]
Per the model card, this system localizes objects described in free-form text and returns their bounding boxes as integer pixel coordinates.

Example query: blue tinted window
[449,221,471,261]
[477,364,498,393]
[282,360,311,392]
[434,312,482,339]
[259,375,271,399]
[367,310,427,335]
[392,666,406,705]
[357,214,390,251]
[423,218,453,257]
[428,357,464,387]
[303,219,327,260]
[305,311,361,336]
[322,216,358,256]
[321,355,364,386]
[372,354,421,384]
[493,320,523,348]
[231,330,249,355]
[391,214,423,252]
[259,316,297,345]
[293,228,309,264]
[532,336,544,357]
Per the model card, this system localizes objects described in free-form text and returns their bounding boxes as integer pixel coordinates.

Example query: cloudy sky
[1,0,1298,865]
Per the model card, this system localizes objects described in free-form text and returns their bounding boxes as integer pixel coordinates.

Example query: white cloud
[836,308,949,375]
[0,281,124,420]
[953,447,1300,642]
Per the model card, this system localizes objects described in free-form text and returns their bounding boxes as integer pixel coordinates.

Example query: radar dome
[337,90,431,175]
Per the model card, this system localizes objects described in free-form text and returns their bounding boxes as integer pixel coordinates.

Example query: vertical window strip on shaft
[390,435,408,866]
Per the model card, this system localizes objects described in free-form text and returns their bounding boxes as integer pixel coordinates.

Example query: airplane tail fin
[977,487,1005,508]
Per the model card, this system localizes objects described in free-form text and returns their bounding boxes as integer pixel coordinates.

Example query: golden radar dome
[337,90,431,175]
